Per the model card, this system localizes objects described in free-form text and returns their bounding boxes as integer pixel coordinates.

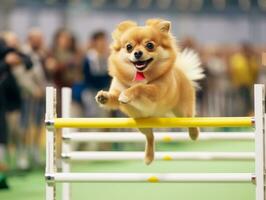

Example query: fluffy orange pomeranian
[95,19,204,165]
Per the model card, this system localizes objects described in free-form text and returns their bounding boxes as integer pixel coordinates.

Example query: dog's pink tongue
[134,71,145,81]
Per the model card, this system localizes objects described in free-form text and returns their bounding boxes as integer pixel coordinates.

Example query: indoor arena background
[0,0,265,200]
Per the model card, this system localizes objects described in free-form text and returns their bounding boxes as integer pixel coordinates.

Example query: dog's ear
[146,19,171,33]
[116,20,137,33]
[111,20,137,51]
[158,21,171,33]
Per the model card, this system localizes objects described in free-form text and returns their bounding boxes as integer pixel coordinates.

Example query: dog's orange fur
[96,19,203,165]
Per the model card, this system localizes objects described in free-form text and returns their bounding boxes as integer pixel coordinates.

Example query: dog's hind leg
[139,128,154,165]
[173,105,199,140]
[186,105,200,140]
[188,127,199,140]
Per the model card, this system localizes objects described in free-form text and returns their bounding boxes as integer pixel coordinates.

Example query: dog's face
[109,19,177,81]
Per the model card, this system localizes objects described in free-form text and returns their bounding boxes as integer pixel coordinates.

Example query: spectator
[0,38,25,188]
[82,30,110,117]
[2,31,35,170]
[47,28,83,116]
[206,46,229,116]
[22,28,48,166]
[229,42,259,115]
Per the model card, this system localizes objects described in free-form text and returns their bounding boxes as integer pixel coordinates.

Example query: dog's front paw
[118,92,130,104]
[95,91,109,105]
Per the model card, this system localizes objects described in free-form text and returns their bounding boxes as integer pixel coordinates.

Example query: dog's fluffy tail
[176,48,205,87]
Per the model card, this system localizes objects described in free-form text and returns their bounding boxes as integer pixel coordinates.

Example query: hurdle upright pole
[61,88,72,200]
[45,87,57,200]
[254,84,265,200]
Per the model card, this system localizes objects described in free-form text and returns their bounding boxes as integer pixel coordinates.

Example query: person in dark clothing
[0,38,22,151]
[82,31,110,117]
[0,38,33,185]
[83,31,110,90]
[0,38,22,189]
[83,31,110,91]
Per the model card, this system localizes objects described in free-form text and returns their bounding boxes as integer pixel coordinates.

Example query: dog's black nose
[134,51,143,59]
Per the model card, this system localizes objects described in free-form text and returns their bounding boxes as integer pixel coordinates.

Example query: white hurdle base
[63,132,254,142]
[62,151,255,161]
[46,173,254,183]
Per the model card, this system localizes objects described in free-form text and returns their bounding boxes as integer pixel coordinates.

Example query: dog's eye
[146,42,154,50]
[126,44,133,52]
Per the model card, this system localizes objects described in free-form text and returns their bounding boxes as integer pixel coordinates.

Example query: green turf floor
[0,139,255,200]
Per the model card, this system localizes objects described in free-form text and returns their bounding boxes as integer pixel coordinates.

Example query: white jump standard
[45,84,266,200]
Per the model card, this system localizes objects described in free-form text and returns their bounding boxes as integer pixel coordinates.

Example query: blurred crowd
[0,27,264,180]
[181,37,265,117]
[0,28,112,176]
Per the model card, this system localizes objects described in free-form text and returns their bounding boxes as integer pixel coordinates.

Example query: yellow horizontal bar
[53,117,253,129]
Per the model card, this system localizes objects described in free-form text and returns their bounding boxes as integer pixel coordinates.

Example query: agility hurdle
[45,84,265,200]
